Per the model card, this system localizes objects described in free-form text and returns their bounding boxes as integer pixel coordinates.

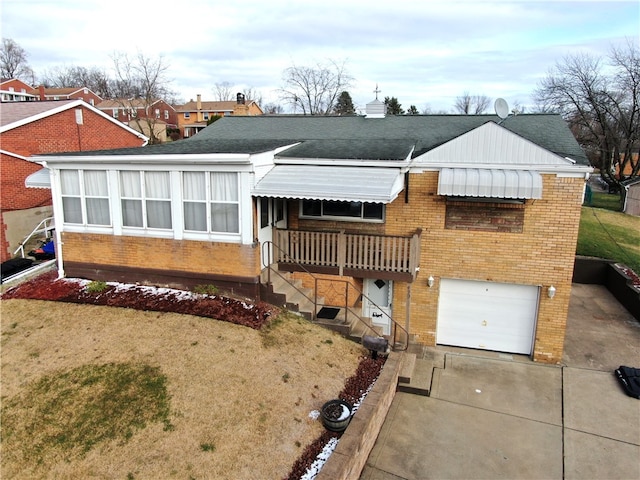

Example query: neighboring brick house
[175,93,263,138]
[0,100,148,262]
[1,78,37,102]
[30,86,103,106]
[96,98,178,143]
[35,99,591,364]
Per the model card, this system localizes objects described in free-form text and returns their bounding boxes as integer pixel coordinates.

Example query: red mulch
[1,271,274,330]
[618,265,640,287]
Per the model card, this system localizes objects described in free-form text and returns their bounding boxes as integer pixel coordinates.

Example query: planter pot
[320,399,352,432]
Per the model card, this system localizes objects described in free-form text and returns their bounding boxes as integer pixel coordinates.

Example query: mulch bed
[1,271,274,330]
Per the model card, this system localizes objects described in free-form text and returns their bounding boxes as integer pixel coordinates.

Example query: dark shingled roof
[43,114,589,165]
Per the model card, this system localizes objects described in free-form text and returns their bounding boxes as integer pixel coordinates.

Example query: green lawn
[578,192,640,274]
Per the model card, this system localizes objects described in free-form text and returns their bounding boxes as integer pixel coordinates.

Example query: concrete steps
[263,266,383,344]
[396,348,446,396]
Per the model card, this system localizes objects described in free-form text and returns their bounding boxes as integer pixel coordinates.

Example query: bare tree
[454,92,491,114]
[39,65,113,98]
[241,87,263,107]
[111,51,175,144]
[1,38,35,82]
[262,102,284,114]
[279,59,353,115]
[213,81,234,101]
[534,40,639,190]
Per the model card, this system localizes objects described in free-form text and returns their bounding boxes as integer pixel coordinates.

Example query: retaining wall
[316,351,404,480]
[573,256,640,320]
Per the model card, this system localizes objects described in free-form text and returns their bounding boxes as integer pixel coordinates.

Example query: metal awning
[252,165,405,203]
[25,168,51,189]
[437,168,542,199]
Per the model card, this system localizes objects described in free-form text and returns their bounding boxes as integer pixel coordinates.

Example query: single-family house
[34,99,591,363]
[175,93,263,138]
[96,98,178,143]
[0,99,148,263]
[30,86,103,106]
[1,78,37,102]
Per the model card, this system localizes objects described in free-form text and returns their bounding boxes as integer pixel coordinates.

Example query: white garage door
[437,279,539,355]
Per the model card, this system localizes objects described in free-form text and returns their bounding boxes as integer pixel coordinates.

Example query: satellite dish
[494,98,509,119]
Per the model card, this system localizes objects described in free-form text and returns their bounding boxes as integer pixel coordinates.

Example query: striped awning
[437,168,542,199]
[252,165,404,203]
[25,168,51,189]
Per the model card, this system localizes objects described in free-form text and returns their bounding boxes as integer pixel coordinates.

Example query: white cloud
[1,0,637,112]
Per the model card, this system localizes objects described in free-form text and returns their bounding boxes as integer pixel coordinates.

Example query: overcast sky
[1,0,638,113]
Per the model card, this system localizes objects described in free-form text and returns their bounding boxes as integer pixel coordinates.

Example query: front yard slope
[1,299,366,479]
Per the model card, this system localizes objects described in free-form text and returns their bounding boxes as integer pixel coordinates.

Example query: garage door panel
[437,279,539,354]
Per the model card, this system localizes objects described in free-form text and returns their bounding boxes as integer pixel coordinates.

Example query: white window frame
[60,169,112,227]
[54,167,251,244]
[182,172,240,235]
[184,112,190,119]
[120,171,173,231]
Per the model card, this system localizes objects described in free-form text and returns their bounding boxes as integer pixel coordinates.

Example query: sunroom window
[120,171,172,229]
[301,200,384,222]
[60,170,110,225]
[183,172,239,233]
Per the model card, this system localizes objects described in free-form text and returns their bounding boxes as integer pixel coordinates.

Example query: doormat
[317,307,340,320]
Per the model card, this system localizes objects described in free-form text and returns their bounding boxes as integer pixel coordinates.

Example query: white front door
[257,198,287,267]
[364,278,393,335]
[436,279,539,355]
[257,197,272,267]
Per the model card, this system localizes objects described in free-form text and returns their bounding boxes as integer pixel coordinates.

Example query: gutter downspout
[45,163,65,279]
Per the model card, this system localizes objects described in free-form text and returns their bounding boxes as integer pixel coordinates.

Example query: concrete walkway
[361,284,640,479]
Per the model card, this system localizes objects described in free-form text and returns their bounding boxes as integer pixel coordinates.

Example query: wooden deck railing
[274,228,421,281]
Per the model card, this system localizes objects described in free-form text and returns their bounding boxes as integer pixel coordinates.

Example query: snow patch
[300,437,339,480]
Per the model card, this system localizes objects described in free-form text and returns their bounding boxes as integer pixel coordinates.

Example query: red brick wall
[0,153,52,211]
[445,201,525,233]
[1,105,145,158]
[1,104,146,261]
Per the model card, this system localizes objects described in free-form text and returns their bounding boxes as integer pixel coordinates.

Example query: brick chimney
[38,85,45,101]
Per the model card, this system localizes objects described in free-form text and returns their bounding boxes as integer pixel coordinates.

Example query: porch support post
[337,230,346,276]
[405,283,412,340]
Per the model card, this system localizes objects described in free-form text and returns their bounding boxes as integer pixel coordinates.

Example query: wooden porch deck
[274,228,421,282]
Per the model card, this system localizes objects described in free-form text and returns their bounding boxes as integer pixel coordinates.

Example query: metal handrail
[262,241,409,351]
[13,217,55,258]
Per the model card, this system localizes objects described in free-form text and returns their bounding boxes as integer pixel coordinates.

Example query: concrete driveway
[361,284,640,480]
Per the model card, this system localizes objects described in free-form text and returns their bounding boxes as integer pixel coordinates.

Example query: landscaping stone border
[316,351,404,480]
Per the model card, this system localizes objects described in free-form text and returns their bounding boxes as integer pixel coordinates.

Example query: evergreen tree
[407,105,419,115]
[384,96,404,115]
[334,91,355,115]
